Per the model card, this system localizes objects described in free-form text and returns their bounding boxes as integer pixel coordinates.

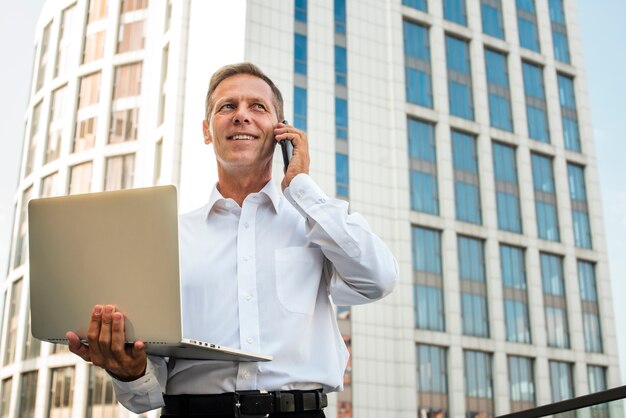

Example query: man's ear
[202,119,212,145]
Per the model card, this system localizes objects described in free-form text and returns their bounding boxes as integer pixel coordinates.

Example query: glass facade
[444,0,467,26]
[540,253,570,348]
[508,356,535,412]
[485,49,513,131]
[446,35,474,120]
[531,153,560,241]
[416,344,448,416]
[492,142,521,232]
[567,163,592,248]
[464,350,494,418]
[412,226,444,331]
[500,245,531,343]
[48,367,75,417]
[17,372,37,418]
[293,86,307,131]
[404,21,432,108]
[557,74,580,152]
[481,0,504,39]
[408,119,438,215]
[336,153,349,198]
[458,236,489,337]
[516,0,540,52]
[452,131,481,224]
[578,261,603,353]
[549,361,574,402]
[549,0,570,63]
[523,62,549,142]
[403,0,427,12]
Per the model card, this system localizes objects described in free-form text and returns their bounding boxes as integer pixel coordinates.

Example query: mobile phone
[278,119,293,172]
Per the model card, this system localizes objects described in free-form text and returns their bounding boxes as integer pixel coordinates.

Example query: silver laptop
[28,185,271,362]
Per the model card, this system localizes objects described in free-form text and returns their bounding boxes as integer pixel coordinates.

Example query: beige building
[0,0,620,417]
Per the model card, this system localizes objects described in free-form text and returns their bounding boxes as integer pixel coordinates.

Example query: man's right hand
[66,304,147,382]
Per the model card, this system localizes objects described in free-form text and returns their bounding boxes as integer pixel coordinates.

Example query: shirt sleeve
[110,355,167,413]
[284,173,398,305]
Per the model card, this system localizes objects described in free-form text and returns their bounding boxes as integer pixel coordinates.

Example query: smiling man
[67,63,398,418]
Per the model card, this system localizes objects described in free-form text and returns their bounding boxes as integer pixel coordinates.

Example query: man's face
[203,74,279,171]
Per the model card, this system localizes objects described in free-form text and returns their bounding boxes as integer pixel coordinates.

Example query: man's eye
[221,103,235,110]
[253,103,267,110]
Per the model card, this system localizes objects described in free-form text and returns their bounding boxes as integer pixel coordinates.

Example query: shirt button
[318,198,326,203]
[247,337,254,344]
[243,371,250,379]
[244,293,252,301]
[243,256,250,262]
[297,190,305,198]
[243,222,249,228]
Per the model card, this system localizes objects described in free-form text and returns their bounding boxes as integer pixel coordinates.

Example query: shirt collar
[205,179,281,216]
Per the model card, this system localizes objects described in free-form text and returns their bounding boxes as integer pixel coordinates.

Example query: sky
[0,0,624,384]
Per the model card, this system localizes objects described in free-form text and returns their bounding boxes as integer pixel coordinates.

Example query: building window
[567,163,592,248]
[14,187,33,268]
[82,30,106,64]
[588,366,609,417]
[87,366,117,417]
[41,172,59,198]
[403,21,433,108]
[557,74,580,152]
[522,62,549,142]
[36,22,52,91]
[508,356,535,412]
[444,0,467,26]
[74,117,97,152]
[408,119,438,215]
[23,310,41,361]
[17,372,38,418]
[78,72,102,109]
[48,367,75,417]
[485,49,513,131]
[25,101,42,177]
[69,161,93,195]
[335,46,347,86]
[549,361,574,402]
[335,98,348,140]
[416,345,448,417]
[55,5,77,78]
[481,0,504,39]
[540,253,570,348]
[104,154,135,191]
[294,34,307,75]
[516,0,540,52]
[46,86,66,163]
[117,20,145,54]
[412,226,444,331]
[158,44,170,126]
[0,378,12,418]
[403,0,427,12]
[2,279,23,365]
[531,153,560,241]
[492,143,522,232]
[121,0,148,12]
[88,0,108,23]
[295,0,307,22]
[549,0,570,63]
[578,261,603,353]
[109,108,139,143]
[446,36,474,120]
[293,87,307,131]
[452,131,481,224]
[336,153,349,198]
[334,0,346,34]
[464,351,494,418]
[500,245,531,343]
[113,62,143,99]
[458,236,489,337]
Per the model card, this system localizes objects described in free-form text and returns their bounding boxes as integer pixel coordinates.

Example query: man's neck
[216,167,272,207]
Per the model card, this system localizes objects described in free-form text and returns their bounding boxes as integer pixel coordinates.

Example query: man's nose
[232,106,251,124]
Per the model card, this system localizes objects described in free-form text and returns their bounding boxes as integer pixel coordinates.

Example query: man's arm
[67,305,166,413]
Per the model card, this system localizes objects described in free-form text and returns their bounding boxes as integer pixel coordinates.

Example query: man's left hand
[274,122,310,190]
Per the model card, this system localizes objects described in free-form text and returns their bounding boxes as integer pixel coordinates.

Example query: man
[67,63,398,417]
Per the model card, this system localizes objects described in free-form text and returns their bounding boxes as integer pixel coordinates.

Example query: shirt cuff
[111,357,164,409]
[284,173,330,217]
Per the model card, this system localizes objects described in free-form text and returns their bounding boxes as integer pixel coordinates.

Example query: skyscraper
[0,0,620,417]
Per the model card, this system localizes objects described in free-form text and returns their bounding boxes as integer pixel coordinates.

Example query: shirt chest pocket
[274,247,325,315]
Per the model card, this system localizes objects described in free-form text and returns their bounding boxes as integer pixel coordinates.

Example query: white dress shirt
[112,174,398,413]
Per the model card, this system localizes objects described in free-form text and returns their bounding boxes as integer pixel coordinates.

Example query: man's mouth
[227,134,257,140]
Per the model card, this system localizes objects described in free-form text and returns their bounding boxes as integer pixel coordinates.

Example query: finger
[98,304,115,358]
[110,312,128,361]
[131,341,147,360]
[86,305,104,359]
[66,331,91,362]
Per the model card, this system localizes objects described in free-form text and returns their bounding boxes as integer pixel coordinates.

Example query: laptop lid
[28,186,271,362]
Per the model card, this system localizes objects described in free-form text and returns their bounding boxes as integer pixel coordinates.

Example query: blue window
[522,62,549,142]
[504,300,531,343]
[541,253,570,348]
[568,164,592,248]
[485,49,512,131]
[549,361,574,402]
[446,36,474,120]
[403,21,432,108]
[336,152,349,197]
[334,46,347,85]
[492,143,522,233]
[464,351,494,412]
[517,0,540,52]
[500,244,531,344]
[294,87,307,131]
[408,119,438,215]
[295,0,307,22]
[335,98,348,139]
[500,245,526,290]
[294,34,307,75]
[444,0,467,26]
[588,366,608,417]
[481,0,504,39]
[582,312,603,353]
[452,131,481,224]
[416,345,448,404]
[558,74,580,151]
[549,0,570,63]
[531,154,560,241]
[412,226,444,331]
[334,0,346,34]
[458,236,489,338]
[540,253,564,295]
[578,261,597,302]
[403,0,427,12]
[508,356,536,408]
